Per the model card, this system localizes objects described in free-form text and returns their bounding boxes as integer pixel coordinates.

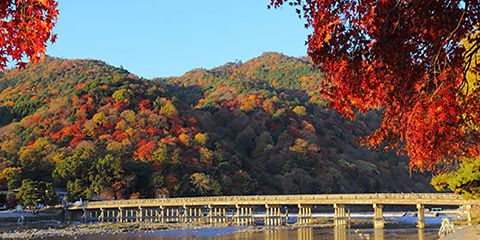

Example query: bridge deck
[69,193,480,210]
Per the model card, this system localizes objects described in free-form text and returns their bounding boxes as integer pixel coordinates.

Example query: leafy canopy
[0,0,59,69]
[270,0,480,171]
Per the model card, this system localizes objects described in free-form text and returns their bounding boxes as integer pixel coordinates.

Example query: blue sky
[45,0,310,79]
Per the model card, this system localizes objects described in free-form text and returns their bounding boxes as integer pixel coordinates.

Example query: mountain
[0,53,433,201]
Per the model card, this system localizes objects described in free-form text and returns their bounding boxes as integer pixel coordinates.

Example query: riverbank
[1,222,202,239]
[0,208,64,224]
[0,222,341,239]
[440,224,480,239]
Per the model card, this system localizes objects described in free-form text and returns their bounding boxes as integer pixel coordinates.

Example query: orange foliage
[135,140,157,161]
[0,0,58,69]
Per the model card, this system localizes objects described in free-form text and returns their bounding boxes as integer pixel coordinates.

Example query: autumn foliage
[0,0,59,69]
[0,54,432,200]
[270,0,480,171]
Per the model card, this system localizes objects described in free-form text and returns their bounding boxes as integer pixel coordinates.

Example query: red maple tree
[270,0,480,170]
[0,0,59,69]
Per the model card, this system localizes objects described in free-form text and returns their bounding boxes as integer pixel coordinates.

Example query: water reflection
[374,229,385,240]
[418,229,425,240]
[334,227,347,240]
[52,227,438,240]
[297,227,313,240]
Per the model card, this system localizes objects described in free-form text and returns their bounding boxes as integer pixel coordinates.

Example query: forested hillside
[0,53,433,202]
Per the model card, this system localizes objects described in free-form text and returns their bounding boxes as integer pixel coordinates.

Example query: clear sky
[45,0,310,79]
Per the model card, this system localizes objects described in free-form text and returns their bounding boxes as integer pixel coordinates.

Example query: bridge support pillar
[297,205,302,224]
[235,205,240,225]
[416,204,425,229]
[278,207,283,225]
[249,207,254,225]
[272,206,276,226]
[298,204,312,224]
[241,207,247,225]
[208,206,227,224]
[465,204,472,225]
[223,208,228,223]
[191,207,194,223]
[193,207,199,223]
[240,206,244,225]
[373,203,384,229]
[184,206,191,223]
[81,209,86,223]
[117,208,123,222]
[159,207,164,222]
[307,206,312,224]
[141,208,145,222]
[265,204,270,226]
[275,206,279,226]
[207,206,212,224]
[144,208,149,222]
[149,208,154,222]
[334,204,347,227]
[176,208,180,222]
[280,206,284,225]
[137,207,143,222]
[193,207,197,223]
[265,205,282,226]
[132,209,136,222]
[166,207,171,222]
[213,207,218,224]
[110,209,114,222]
[99,208,105,222]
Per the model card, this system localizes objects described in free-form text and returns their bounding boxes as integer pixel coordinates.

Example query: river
[41,226,439,240]
[2,211,450,239]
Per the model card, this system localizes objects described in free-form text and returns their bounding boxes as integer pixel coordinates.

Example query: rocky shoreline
[0,222,196,239]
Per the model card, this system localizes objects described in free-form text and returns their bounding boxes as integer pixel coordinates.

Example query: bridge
[68,193,480,229]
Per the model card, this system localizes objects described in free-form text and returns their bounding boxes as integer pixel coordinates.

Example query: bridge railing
[74,193,469,209]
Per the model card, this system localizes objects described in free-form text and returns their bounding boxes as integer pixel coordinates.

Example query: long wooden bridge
[68,193,480,229]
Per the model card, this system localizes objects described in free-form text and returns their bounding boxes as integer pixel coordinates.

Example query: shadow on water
[48,226,439,240]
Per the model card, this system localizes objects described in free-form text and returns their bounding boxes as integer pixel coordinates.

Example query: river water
[43,226,439,240]
[11,211,449,239]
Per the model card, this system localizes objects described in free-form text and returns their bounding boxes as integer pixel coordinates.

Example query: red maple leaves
[270,0,480,171]
[0,0,59,69]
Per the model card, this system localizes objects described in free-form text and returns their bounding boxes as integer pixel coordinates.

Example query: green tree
[171,148,182,166]
[92,154,124,197]
[112,88,133,103]
[159,100,178,117]
[252,131,274,157]
[53,142,96,200]
[432,157,480,199]
[234,126,256,154]
[190,172,221,195]
[0,167,22,190]
[293,106,307,116]
[18,137,56,181]
[199,147,214,165]
[17,180,58,208]
[92,112,108,125]
[194,133,209,146]
[153,143,169,164]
